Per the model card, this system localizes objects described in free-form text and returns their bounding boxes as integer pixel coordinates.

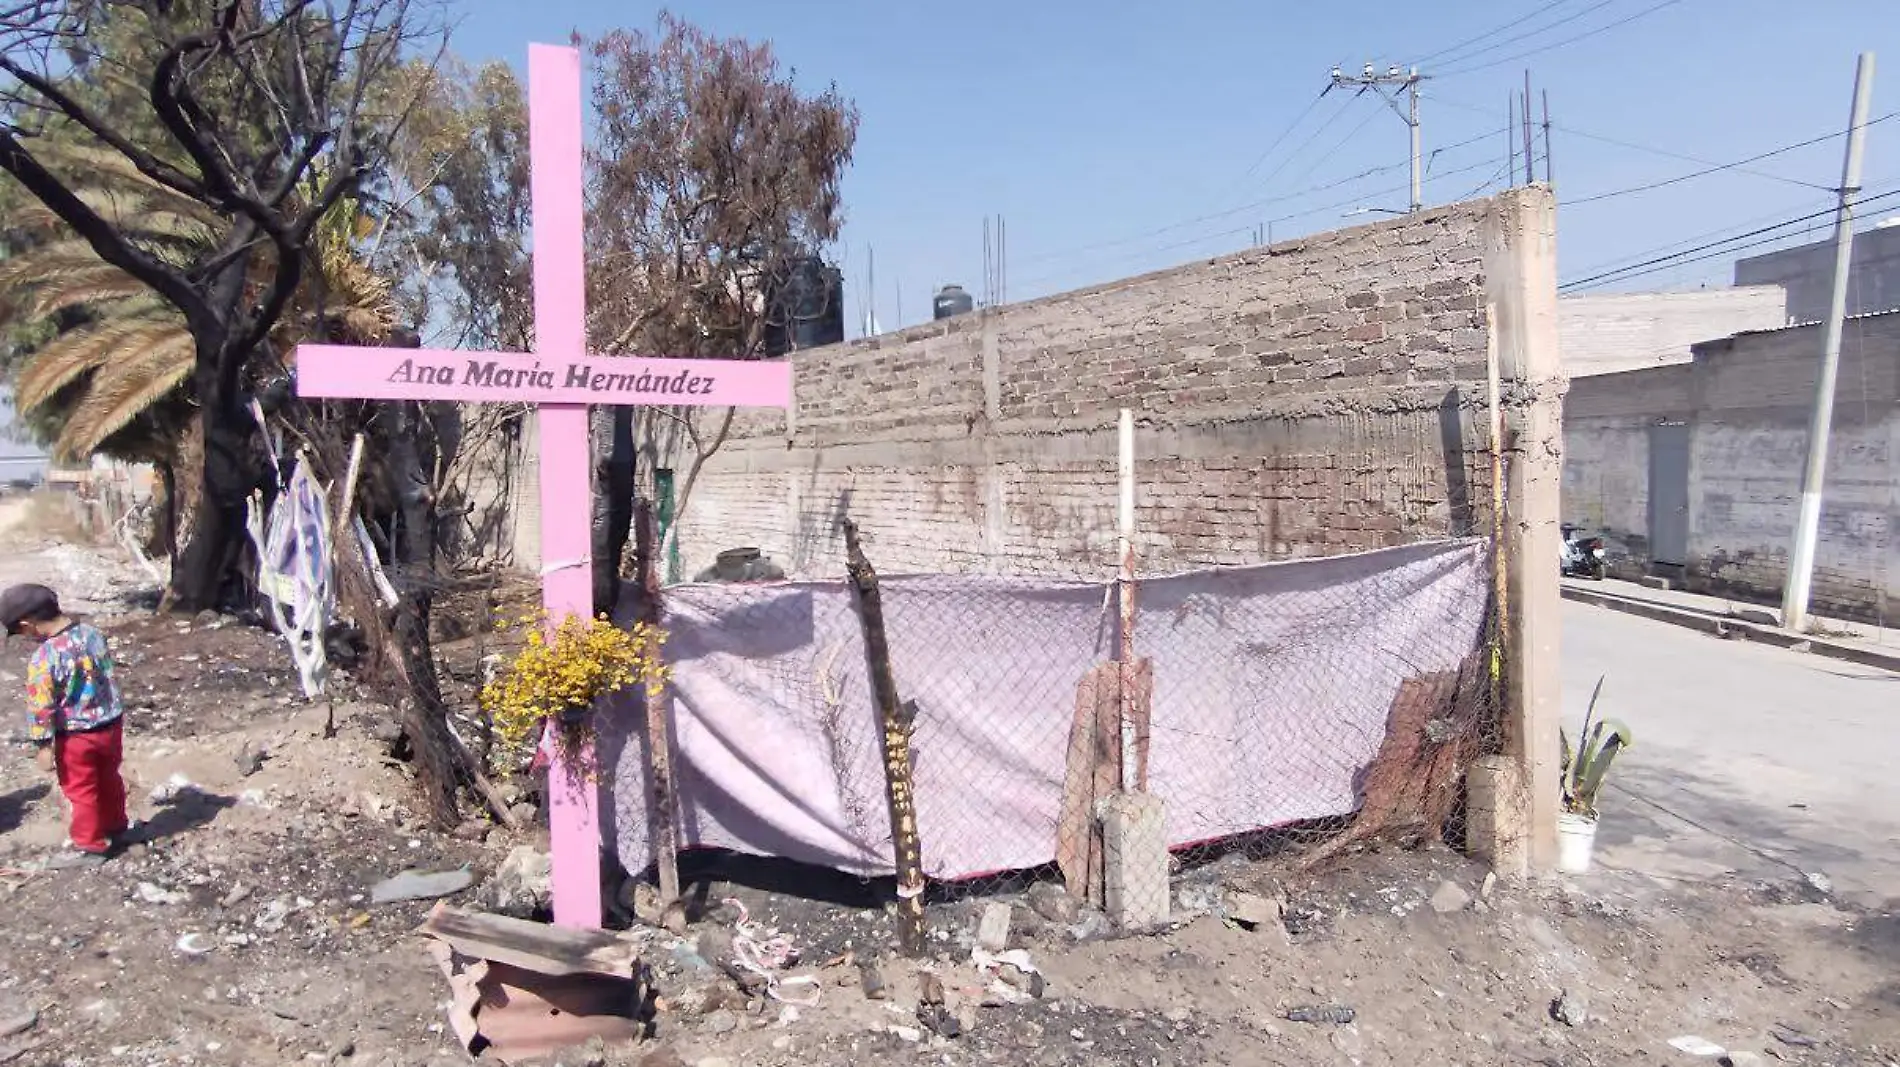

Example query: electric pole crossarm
[1328,62,1426,214]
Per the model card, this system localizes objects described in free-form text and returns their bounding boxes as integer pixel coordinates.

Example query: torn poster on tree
[294,345,792,408]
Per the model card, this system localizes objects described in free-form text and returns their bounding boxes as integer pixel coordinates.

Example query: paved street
[1563,600,1900,907]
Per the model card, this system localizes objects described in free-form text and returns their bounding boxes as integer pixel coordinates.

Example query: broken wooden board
[420,902,645,978]
[1056,662,1123,907]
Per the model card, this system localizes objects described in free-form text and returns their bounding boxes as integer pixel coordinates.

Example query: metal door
[1647,422,1691,566]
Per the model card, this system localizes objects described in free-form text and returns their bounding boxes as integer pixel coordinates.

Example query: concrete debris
[1224,890,1286,931]
[1802,872,1832,898]
[1067,910,1113,942]
[174,933,213,956]
[234,739,266,777]
[0,1002,36,1040]
[1026,883,1081,925]
[482,846,552,918]
[1668,1035,1728,1057]
[636,1047,687,1067]
[857,958,887,1000]
[135,881,187,906]
[1549,991,1587,1027]
[976,902,1013,952]
[1480,871,1498,900]
[1767,1024,1816,1048]
[370,867,475,906]
[1430,880,1473,914]
[701,1010,738,1036]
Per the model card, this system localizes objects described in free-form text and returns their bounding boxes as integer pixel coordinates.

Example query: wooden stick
[842,519,927,957]
[634,500,681,908]
[447,729,523,831]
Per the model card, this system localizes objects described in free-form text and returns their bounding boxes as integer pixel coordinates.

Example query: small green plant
[1560,675,1633,818]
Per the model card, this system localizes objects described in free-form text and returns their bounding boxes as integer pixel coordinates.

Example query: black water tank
[933,284,975,320]
[764,256,845,356]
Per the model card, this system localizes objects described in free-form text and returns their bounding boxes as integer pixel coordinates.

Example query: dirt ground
[0,498,1895,1067]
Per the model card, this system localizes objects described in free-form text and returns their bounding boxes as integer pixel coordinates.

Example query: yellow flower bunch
[480,610,670,765]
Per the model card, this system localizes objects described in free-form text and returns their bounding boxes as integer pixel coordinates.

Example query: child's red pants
[54,721,128,854]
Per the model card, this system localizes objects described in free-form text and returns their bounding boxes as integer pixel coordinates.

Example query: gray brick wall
[1558,287,1786,377]
[1564,311,1900,619]
[666,192,1549,580]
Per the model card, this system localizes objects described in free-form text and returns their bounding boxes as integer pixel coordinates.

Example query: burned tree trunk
[631,499,681,906]
[386,400,461,829]
[842,520,927,957]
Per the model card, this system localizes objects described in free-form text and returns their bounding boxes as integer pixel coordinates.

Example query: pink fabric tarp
[603,539,1488,881]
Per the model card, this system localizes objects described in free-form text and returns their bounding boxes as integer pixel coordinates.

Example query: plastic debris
[1286,1005,1357,1025]
[369,868,475,906]
[720,897,820,1006]
[1668,1035,1727,1057]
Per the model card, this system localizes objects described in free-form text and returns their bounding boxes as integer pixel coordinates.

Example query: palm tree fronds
[14,307,183,412]
[53,332,196,461]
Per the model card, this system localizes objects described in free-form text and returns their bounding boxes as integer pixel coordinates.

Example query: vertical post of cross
[526,43,603,929]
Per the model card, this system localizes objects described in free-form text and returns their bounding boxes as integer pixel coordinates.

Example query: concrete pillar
[1466,755,1527,877]
[1483,186,1566,873]
[1100,792,1170,930]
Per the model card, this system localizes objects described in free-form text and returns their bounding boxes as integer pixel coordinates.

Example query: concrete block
[975,902,1011,952]
[1466,755,1527,879]
[1101,791,1170,931]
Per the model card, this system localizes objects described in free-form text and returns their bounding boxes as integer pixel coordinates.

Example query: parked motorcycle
[1560,524,1607,580]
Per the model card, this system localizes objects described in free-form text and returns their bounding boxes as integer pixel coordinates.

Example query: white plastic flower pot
[1556,811,1598,873]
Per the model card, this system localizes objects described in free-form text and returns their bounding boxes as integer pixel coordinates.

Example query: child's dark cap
[0,584,59,635]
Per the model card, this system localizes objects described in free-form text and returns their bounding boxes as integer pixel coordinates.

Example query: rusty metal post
[633,500,681,907]
[843,519,928,956]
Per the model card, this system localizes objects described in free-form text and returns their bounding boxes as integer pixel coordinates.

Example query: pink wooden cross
[295,44,792,928]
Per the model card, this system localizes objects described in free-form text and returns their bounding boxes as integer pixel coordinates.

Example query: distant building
[1733,219,1900,324]
[1562,310,1900,620]
[1558,286,1788,377]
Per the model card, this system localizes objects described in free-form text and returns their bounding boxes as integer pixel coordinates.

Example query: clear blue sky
[454,0,1899,337]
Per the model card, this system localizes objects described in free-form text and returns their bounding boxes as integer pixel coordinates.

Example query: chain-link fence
[600,535,1500,913]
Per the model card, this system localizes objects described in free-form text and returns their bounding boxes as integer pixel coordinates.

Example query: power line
[1559,188,1900,290]
[1561,179,1900,280]
[1009,154,1511,294]
[1430,0,1620,70]
[1537,121,1831,191]
[1255,91,1362,189]
[1437,0,1683,78]
[1010,119,1501,269]
[1409,0,1576,67]
[1432,91,1846,193]
[1279,99,1386,191]
[1566,112,1899,206]
[1221,90,1330,198]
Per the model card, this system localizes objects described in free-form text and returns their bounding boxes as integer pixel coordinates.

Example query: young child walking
[2,583,127,868]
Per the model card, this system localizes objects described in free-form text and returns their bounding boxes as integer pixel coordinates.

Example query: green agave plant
[1561,675,1633,819]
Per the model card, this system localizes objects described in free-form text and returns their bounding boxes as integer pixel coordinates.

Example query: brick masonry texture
[662,193,1544,581]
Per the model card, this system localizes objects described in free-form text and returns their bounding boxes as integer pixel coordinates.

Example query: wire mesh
[605,536,1502,920]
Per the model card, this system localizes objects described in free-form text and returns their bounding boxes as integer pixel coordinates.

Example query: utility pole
[1783,52,1876,633]
[1542,89,1553,186]
[1331,63,1426,212]
[1507,94,1517,186]
[1522,71,1535,182]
